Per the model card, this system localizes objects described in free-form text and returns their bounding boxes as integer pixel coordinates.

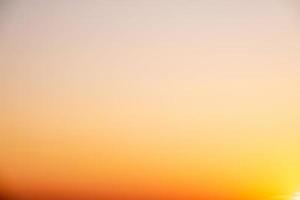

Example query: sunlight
[292,193,300,200]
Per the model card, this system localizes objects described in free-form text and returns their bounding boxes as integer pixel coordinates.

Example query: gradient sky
[1,1,300,199]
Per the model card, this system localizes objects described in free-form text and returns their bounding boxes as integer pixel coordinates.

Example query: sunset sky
[1,1,300,199]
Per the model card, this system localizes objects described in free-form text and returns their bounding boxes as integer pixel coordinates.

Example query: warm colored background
[1,1,300,199]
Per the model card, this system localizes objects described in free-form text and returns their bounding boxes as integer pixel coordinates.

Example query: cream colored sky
[1,1,300,199]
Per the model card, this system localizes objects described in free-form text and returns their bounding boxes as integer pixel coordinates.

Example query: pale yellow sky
[1,1,300,199]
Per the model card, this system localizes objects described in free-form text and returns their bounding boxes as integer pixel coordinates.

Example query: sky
[0,1,300,199]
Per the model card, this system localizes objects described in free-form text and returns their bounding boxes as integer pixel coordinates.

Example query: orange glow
[1,1,300,199]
